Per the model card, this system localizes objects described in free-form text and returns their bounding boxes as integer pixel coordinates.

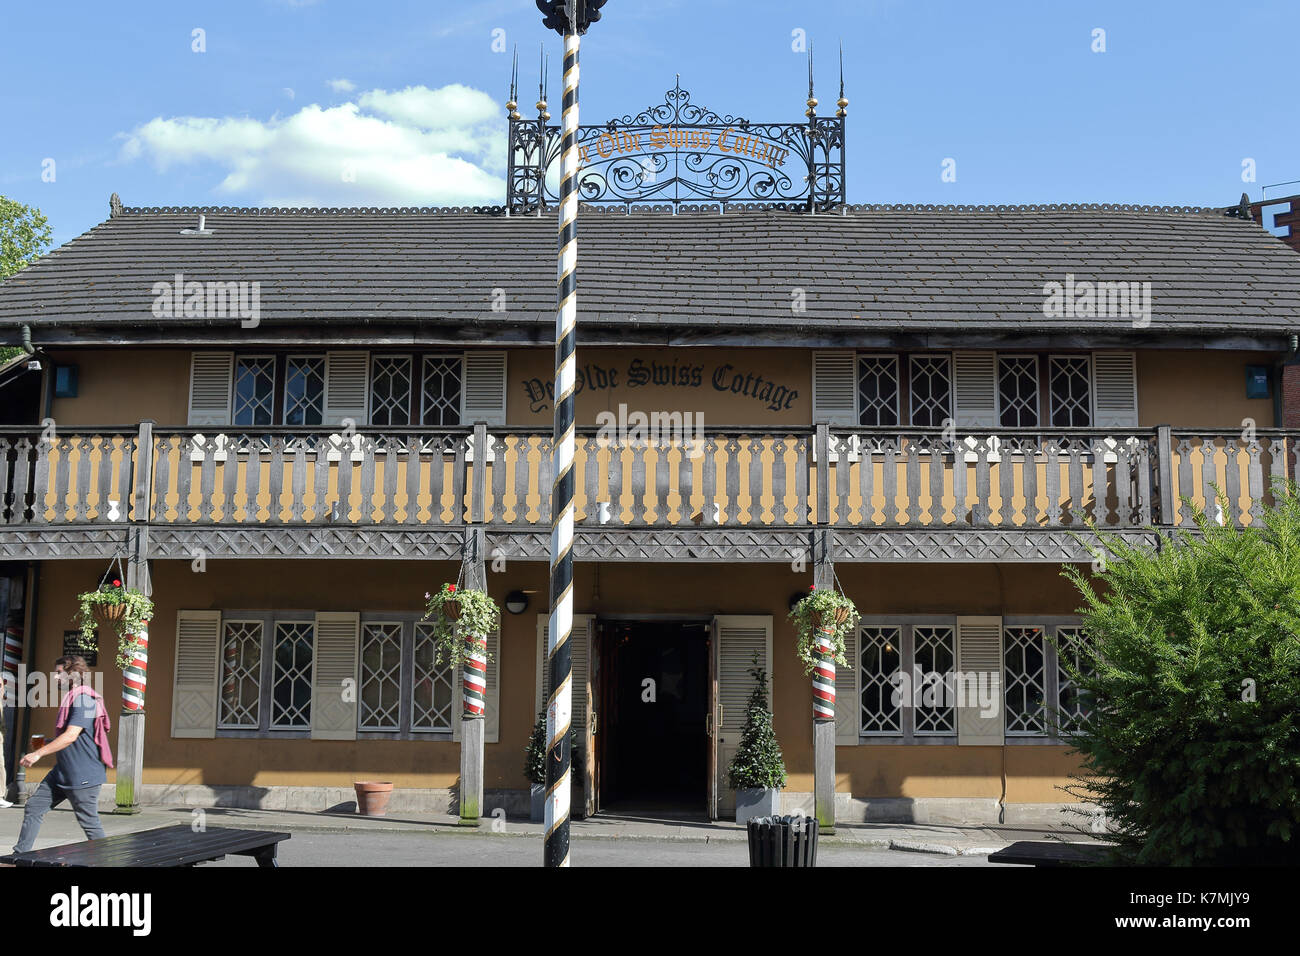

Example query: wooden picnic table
[0,825,291,868]
[988,840,1115,867]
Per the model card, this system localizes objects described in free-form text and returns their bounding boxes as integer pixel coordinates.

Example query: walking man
[12,656,112,853]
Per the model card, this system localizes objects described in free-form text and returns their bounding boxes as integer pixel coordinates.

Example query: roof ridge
[113,200,1230,218]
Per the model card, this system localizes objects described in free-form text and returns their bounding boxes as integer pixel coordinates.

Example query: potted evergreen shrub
[727,660,787,824]
[75,577,154,670]
[524,711,547,822]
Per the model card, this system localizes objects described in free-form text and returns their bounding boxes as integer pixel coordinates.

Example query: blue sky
[4,0,1297,248]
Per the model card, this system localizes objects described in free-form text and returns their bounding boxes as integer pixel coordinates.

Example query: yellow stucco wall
[24,559,1087,803]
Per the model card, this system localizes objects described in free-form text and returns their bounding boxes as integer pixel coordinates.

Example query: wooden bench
[1,825,291,868]
[988,840,1115,867]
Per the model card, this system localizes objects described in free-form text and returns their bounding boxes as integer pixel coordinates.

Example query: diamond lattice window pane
[860,626,902,733]
[909,356,952,426]
[998,356,1039,428]
[913,625,956,733]
[233,357,275,427]
[359,623,403,730]
[219,621,262,729]
[370,357,413,426]
[1049,357,1092,428]
[857,356,900,427]
[1056,626,1094,733]
[421,356,463,426]
[411,623,454,731]
[271,621,314,729]
[284,356,325,426]
[1004,626,1047,734]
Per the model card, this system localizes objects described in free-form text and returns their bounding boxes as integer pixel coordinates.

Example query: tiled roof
[1,200,1298,342]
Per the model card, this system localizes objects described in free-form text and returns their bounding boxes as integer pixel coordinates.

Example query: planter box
[735,788,781,825]
[530,783,545,823]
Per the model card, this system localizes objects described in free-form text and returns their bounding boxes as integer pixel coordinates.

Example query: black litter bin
[746,814,818,867]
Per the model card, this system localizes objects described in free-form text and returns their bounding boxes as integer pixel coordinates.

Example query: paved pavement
[0,802,1096,866]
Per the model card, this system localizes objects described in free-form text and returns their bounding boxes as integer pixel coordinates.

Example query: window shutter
[462,351,507,426]
[713,615,773,811]
[1092,351,1138,427]
[536,613,594,730]
[187,352,233,426]
[484,628,502,744]
[812,351,857,425]
[953,351,998,428]
[171,610,221,738]
[324,351,369,426]
[836,624,859,745]
[956,615,1003,745]
[311,611,360,740]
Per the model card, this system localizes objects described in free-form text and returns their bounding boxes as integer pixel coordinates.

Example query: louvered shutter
[311,611,360,740]
[956,615,1003,745]
[536,613,594,729]
[462,351,507,426]
[812,351,857,425]
[172,610,221,738]
[187,353,233,426]
[713,615,773,812]
[953,351,998,427]
[324,352,369,426]
[1092,352,1138,427]
[836,624,859,745]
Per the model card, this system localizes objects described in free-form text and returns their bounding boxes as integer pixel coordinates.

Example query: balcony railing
[0,424,1294,532]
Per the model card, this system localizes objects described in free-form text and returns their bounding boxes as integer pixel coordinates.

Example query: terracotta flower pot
[442,599,462,622]
[354,781,394,817]
[92,604,127,629]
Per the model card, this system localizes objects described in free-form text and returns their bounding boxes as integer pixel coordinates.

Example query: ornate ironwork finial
[805,44,818,118]
[507,46,521,120]
[536,43,550,121]
[837,40,848,117]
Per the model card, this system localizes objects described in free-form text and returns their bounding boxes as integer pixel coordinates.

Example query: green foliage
[0,196,53,281]
[421,583,500,668]
[524,712,547,784]
[727,659,787,791]
[523,713,580,786]
[1061,487,1300,865]
[75,581,154,670]
[788,587,859,674]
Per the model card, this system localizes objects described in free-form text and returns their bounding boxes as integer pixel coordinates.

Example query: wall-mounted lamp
[505,590,530,615]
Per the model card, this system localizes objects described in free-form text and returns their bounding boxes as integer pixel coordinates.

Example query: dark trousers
[13,778,105,853]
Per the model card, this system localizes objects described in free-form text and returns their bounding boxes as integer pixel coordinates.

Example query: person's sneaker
[0,799,13,809]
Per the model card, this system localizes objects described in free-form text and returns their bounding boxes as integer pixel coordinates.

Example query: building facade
[1,197,1297,825]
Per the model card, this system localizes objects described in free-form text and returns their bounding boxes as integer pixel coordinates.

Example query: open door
[711,615,774,819]
[707,621,719,819]
[584,621,600,818]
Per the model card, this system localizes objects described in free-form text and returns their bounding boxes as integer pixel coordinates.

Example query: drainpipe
[20,324,34,355]
[1273,333,1300,431]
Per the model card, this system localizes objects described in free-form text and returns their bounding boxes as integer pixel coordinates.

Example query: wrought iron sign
[506,77,846,212]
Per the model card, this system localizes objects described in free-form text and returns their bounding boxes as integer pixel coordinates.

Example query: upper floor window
[1049,356,1092,428]
[997,356,1039,427]
[233,356,275,427]
[284,356,326,426]
[857,356,900,427]
[370,356,413,426]
[420,355,464,426]
[908,355,953,427]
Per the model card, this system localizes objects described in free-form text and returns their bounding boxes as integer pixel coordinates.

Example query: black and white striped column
[545,25,581,869]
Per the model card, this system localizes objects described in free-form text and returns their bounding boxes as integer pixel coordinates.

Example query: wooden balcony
[0,423,1294,563]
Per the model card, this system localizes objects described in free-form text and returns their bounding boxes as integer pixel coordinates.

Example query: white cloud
[119,84,507,207]
[327,78,356,93]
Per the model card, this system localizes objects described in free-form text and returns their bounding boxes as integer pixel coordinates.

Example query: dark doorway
[600,620,710,814]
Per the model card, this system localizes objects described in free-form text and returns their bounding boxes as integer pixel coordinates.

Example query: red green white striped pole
[462,633,488,718]
[545,24,580,869]
[122,622,149,712]
[812,624,836,721]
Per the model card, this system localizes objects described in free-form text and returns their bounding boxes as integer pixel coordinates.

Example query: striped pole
[222,638,237,712]
[545,24,581,869]
[3,623,21,708]
[121,622,148,713]
[462,633,488,718]
[812,622,836,721]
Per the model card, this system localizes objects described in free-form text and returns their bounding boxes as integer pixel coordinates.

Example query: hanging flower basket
[75,578,155,670]
[421,583,500,669]
[788,586,859,675]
